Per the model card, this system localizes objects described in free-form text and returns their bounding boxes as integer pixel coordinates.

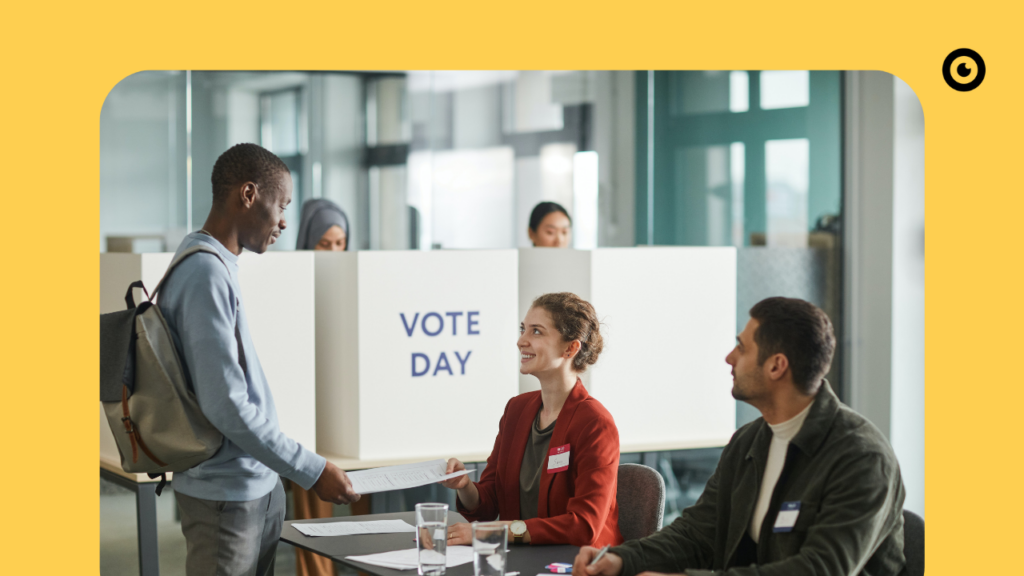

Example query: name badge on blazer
[773,501,801,532]
[547,444,570,473]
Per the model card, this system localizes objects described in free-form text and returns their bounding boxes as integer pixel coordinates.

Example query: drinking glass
[416,503,449,576]
[471,522,508,576]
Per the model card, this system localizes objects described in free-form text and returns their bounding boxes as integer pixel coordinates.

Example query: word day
[400,311,479,377]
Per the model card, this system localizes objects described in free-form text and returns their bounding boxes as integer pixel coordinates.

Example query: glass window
[669,144,743,247]
[426,147,516,250]
[730,142,746,246]
[100,71,187,252]
[765,138,810,247]
[396,71,599,250]
[729,71,749,113]
[759,70,810,110]
[639,70,840,249]
[670,71,731,116]
[665,70,750,116]
[261,89,299,157]
[572,151,600,250]
[509,71,564,133]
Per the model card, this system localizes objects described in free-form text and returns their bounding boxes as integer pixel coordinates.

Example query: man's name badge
[773,501,801,533]
[547,444,570,473]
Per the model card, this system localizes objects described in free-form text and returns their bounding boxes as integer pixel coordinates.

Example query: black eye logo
[943,48,985,92]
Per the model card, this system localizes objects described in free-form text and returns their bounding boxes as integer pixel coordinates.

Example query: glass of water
[471,522,508,576]
[416,503,449,576]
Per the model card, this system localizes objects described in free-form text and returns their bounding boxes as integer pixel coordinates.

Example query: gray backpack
[100,245,244,493]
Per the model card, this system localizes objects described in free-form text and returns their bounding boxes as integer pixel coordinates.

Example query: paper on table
[347,545,475,570]
[293,519,416,537]
[347,459,473,494]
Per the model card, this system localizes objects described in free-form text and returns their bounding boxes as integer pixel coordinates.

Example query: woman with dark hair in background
[296,198,349,251]
[528,201,572,248]
[292,197,352,576]
[440,292,623,548]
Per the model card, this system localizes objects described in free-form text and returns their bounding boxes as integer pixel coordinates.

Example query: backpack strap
[149,243,248,375]
[147,473,168,496]
[124,280,150,309]
[149,244,227,299]
[122,385,167,468]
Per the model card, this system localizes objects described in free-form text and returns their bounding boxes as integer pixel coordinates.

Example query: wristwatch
[510,520,528,544]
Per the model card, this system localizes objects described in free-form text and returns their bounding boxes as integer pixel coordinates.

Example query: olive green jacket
[611,382,906,576]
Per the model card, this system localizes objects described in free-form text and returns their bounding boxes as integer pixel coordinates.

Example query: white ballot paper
[347,459,473,494]
[293,519,416,537]
[347,546,475,570]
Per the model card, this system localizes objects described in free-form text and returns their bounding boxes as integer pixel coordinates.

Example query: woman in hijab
[296,198,350,251]
[292,198,351,576]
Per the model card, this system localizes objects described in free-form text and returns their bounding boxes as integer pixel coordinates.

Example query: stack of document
[348,459,473,494]
[293,519,416,537]
[347,546,475,570]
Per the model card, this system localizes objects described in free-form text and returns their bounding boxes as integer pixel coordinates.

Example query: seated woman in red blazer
[440,292,623,548]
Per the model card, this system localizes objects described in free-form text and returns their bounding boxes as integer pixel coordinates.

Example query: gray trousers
[176,479,286,576]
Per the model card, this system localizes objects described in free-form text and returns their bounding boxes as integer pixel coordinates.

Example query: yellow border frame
[3,1,1021,573]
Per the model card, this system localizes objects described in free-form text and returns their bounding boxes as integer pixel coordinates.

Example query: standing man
[575,297,906,576]
[159,143,359,576]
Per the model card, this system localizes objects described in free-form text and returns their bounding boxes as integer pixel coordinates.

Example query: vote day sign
[315,250,519,460]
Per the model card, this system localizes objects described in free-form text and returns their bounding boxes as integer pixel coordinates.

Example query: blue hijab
[296,199,349,250]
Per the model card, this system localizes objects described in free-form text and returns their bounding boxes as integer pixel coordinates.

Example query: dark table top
[282,512,581,576]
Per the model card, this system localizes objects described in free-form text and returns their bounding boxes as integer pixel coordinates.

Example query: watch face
[511,521,527,535]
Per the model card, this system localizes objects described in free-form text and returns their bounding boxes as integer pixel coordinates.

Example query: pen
[589,545,611,567]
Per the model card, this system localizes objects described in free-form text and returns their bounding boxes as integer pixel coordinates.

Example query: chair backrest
[902,509,924,576]
[616,464,666,541]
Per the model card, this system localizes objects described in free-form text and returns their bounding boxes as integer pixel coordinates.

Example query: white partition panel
[590,248,736,449]
[518,247,737,451]
[314,252,359,458]
[237,252,317,453]
[100,251,317,467]
[316,250,519,460]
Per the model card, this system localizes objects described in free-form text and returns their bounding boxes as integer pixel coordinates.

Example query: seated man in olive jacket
[575,297,906,576]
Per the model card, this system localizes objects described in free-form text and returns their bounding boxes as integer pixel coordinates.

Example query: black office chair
[902,509,924,576]
[616,464,666,541]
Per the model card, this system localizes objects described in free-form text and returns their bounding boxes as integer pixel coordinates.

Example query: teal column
[743,71,765,245]
[652,71,675,245]
[635,71,650,246]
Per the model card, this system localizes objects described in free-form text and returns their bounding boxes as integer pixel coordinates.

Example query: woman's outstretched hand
[439,458,471,490]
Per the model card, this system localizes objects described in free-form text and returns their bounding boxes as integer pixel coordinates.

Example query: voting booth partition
[99,252,319,467]
[314,250,520,461]
[518,247,738,452]
[100,247,737,471]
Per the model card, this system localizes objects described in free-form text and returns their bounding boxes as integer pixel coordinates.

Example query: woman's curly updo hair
[531,292,604,373]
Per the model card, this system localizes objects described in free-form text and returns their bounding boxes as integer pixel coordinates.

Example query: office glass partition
[100,71,188,253]
[101,71,369,253]
[368,71,606,251]
[637,71,841,248]
[188,72,315,252]
[101,70,637,254]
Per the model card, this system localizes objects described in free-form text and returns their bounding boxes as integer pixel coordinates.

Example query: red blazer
[458,380,624,547]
